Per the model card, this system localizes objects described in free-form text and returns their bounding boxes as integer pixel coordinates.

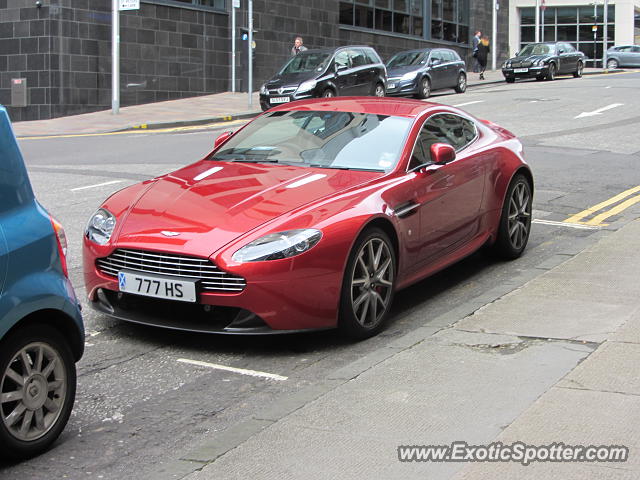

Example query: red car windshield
[209,110,412,172]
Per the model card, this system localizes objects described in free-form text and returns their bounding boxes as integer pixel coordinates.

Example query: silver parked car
[606,45,640,68]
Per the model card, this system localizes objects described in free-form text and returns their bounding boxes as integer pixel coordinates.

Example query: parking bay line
[70,180,123,192]
[452,100,485,107]
[177,358,288,381]
[564,185,640,225]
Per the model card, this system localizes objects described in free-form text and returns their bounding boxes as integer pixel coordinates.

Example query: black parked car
[502,42,585,83]
[385,48,467,99]
[259,46,387,111]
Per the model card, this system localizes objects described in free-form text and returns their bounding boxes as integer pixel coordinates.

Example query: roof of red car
[269,97,441,118]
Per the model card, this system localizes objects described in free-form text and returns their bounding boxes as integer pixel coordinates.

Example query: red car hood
[115,161,381,256]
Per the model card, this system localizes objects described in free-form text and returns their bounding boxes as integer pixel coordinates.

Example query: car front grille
[511,61,533,68]
[96,249,246,293]
[267,87,297,95]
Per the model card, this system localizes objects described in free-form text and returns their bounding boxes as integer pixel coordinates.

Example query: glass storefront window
[556,7,577,24]
[521,7,534,25]
[557,25,576,41]
[520,26,535,43]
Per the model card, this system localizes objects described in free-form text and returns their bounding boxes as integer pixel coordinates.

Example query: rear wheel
[339,229,396,339]
[416,77,431,99]
[607,58,619,69]
[454,72,467,93]
[573,61,583,78]
[546,63,556,80]
[374,83,385,97]
[322,89,335,98]
[0,325,76,460]
[491,174,532,259]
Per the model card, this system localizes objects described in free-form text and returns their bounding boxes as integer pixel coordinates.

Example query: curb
[113,110,261,133]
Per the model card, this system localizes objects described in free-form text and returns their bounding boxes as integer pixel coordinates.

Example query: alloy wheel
[1,342,67,442]
[322,89,334,98]
[350,237,394,328]
[457,74,466,92]
[607,59,618,69]
[374,84,385,97]
[507,181,531,251]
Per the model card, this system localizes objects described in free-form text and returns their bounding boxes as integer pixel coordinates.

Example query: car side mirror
[559,49,565,54]
[515,51,519,56]
[336,64,348,72]
[430,143,456,165]
[214,131,233,149]
[430,59,441,66]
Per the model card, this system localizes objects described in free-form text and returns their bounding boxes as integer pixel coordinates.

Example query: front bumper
[385,77,418,96]
[502,66,549,79]
[83,240,344,334]
[259,91,316,110]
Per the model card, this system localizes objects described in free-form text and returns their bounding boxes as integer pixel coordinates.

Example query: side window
[443,51,455,62]
[335,51,350,69]
[631,46,640,53]
[351,49,368,67]
[430,51,443,64]
[423,114,477,153]
[364,49,381,65]
[563,43,575,53]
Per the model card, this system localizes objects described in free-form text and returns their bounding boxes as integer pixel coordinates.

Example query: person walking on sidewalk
[291,36,308,56]
[476,35,490,80]
[472,30,481,72]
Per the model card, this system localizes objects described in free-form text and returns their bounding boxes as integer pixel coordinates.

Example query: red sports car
[83,97,532,339]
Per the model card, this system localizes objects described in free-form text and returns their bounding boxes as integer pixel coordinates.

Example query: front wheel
[573,61,583,78]
[339,229,396,339]
[607,58,619,69]
[416,77,431,99]
[505,77,515,83]
[454,73,467,93]
[322,89,335,98]
[490,174,532,259]
[0,325,76,460]
[546,63,556,81]
[373,83,385,97]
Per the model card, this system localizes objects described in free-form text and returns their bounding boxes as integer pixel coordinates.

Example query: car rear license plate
[270,96,290,104]
[118,271,197,302]
[514,68,529,73]
[387,83,396,89]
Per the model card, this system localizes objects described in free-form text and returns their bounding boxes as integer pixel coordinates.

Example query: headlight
[501,62,508,68]
[401,71,418,81]
[296,79,317,93]
[86,208,116,245]
[260,84,268,95]
[533,59,544,66]
[232,229,322,262]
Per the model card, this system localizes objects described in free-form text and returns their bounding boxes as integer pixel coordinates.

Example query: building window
[519,6,614,65]
[145,0,226,11]
[340,0,467,43]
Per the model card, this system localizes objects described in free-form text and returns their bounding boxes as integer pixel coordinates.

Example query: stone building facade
[0,0,508,121]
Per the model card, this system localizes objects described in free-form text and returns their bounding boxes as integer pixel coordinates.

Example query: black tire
[416,77,431,99]
[454,72,467,93]
[491,174,533,259]
[339,228,396,339]
[546,63,556,81]
[260,103,270,112]
[0,324,76,460]
[535,76,545,81]
[573,61,583,78]
[607,58,619,69]
[373,83,385,97]
[505,77,515,83]
[322,89,335,98]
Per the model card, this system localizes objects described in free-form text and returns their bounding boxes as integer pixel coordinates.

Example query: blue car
[0,106,84,459]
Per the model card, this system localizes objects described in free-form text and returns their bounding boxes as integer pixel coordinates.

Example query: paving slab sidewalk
[146,221,639,479]
[11,68,611,138]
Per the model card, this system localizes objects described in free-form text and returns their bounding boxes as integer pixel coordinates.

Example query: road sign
[233,0,240,7]
[592,25,598,31]
[119,0,139,10]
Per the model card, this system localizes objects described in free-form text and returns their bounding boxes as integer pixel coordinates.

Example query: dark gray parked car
[385,48,466,99]
[502,42,584,82]
[259,46,387,111]
[606,45,640,68]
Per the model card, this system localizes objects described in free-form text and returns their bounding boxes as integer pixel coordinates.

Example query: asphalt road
[2,70,640,479]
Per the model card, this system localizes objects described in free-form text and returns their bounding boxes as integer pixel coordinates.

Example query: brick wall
[0,0,508,121]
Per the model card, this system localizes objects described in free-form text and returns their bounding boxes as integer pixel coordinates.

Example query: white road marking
[605,86,612,89]
[177,358,288,381]
[71,180,123,192]
[574,103,623,119]
[533,219,601,230]
[452,100,485,107]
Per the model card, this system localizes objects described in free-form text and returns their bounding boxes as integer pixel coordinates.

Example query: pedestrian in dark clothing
[476,35,490,80]
[472,30,481,72]
[291,36,308,56]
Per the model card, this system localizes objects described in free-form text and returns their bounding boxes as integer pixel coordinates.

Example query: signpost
[232,0,239,92]
[112,0,140,114]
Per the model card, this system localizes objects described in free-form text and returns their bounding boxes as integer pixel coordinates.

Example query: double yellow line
[565,185,640,226]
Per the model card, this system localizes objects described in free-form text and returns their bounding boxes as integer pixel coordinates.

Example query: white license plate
[118,271,197,302]
[514,68,529,73]
[269,96,290,104]
[387,83,396,89]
